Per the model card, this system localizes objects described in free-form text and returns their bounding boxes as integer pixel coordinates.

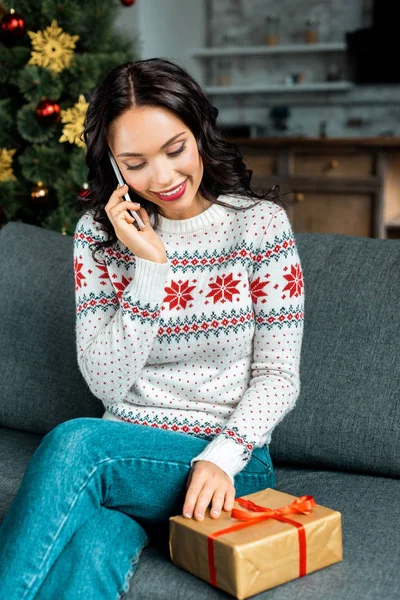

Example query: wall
[202,0,400,137]
[115,0,400,138]
[115,0,206,84]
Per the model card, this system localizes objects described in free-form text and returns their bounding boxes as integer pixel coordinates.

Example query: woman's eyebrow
[117,131,186,157]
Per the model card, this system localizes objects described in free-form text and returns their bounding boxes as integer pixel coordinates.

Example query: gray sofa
[1,220,399,600]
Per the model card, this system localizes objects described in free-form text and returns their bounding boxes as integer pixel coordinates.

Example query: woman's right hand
[105,183,168,263]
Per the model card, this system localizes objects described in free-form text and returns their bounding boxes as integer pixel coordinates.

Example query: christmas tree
[0,0,138,235]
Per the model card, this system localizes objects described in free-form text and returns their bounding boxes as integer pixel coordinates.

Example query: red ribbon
[207,494,316,588]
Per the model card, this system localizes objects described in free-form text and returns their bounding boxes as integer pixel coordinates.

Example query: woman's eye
[167,143,186,157]
[126,164,145,171]
[126,143,186,171]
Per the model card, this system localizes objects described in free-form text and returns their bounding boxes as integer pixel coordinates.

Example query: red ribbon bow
[207,494,316,587]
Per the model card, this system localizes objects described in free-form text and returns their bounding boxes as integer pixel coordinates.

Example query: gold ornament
[59,94,88,148]
[0,148,17,182]
[27,20,79,74]
[31,180,49,203]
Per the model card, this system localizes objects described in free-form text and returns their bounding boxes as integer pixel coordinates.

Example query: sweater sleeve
[190,207,305,483]
[73,212,170,405]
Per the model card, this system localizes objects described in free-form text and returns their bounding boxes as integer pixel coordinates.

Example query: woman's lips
[153,179,188,202]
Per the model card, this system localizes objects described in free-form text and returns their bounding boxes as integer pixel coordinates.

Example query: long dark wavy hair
[78,57,285,264]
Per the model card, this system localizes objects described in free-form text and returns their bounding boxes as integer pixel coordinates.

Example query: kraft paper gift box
[169,488,343,600]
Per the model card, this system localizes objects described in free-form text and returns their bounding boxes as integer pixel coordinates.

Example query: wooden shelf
[189,42,346,58]
[205,81,353,95]
[227,137,400,148]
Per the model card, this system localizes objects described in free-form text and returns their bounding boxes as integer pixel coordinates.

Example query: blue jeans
[0,417,276,599]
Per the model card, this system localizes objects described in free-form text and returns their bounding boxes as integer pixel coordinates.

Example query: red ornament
[35,99,61,126]
[0,10,26,47]
[120,0,136,6]
[78,185,91,199]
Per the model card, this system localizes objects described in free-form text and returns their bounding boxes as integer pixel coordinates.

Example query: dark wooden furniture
[230,137,400,238]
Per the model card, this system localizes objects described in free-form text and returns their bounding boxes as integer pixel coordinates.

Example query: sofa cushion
[270,232,400,479]
[0,222,102,434]
[1,427,398,600]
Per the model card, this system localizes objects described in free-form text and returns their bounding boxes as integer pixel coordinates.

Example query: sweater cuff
[124,256,170,304]
[190,435,249,484]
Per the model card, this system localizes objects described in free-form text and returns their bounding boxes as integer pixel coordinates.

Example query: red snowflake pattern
[74,257,86,290]
[282,263,304,297]
[96,264,110,283]
[164,280,196,310]
[205,272,241,304]
[114,275,133,300]
[250,276,269,304]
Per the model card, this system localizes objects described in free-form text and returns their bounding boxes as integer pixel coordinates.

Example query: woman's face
[107,105,209,220]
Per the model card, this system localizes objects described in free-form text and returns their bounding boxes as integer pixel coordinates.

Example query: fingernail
[226,504,232,510]
[211,510,219,515]
[184,512,192,518]
[197,513,203,520]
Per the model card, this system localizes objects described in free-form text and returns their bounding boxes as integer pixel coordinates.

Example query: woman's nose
[151,159,175,189]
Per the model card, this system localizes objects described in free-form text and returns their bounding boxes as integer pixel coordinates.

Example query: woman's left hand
[182,460,236,521]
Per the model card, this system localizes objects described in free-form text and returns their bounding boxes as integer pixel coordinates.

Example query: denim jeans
[0,417,276,600]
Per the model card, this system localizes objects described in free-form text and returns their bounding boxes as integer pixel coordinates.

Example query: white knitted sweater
[73,195,305,482]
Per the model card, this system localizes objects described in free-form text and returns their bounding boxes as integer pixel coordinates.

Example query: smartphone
[107,147,146,230]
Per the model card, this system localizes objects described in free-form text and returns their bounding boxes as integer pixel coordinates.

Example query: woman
[0,58,304,599]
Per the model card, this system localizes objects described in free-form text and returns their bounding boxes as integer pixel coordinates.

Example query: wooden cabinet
[233,137,400,238]
[241,149,278,177]
[286,193,372,238]
[292,152,374,178]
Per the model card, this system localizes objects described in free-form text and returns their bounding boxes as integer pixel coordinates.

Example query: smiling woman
[0,57,305,600]
[77,57,284,262]
[107,105,209,220]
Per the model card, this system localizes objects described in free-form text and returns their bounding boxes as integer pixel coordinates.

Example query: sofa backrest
[0,221,103,433]
[269,230,400,480]
[0,221,399,479]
